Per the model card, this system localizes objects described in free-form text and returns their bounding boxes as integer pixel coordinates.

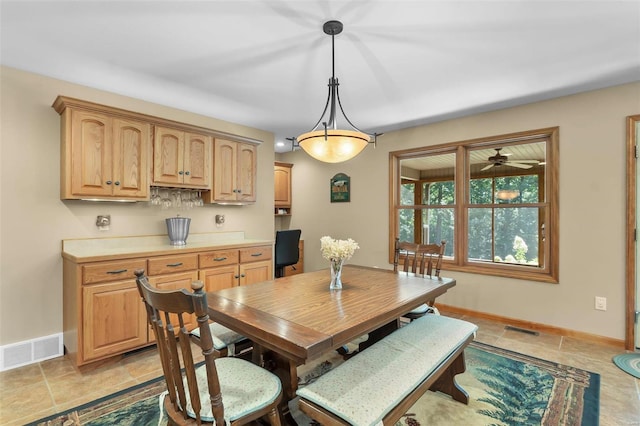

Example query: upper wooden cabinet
[153,126,212,189]
[274,162,293,209]
[54,96,262,202]
[55,100,150,200]
[208,139,257,203]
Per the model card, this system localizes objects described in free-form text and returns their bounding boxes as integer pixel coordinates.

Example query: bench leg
[429,351,469,404]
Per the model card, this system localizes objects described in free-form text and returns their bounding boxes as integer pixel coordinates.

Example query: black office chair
[274,229,301,278]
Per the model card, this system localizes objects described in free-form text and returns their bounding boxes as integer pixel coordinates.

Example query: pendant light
[296,20,379,163]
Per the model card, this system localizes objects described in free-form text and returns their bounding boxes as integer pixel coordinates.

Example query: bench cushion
[296,315,477,426]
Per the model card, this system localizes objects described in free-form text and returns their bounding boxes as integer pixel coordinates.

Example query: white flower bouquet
[320,236,360,261]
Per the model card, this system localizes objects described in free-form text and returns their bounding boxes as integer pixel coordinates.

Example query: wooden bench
[296,314,478,426]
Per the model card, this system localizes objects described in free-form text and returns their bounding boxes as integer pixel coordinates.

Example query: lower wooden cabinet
[81,280,148,361]
[63,243,273,367]
[199,245,273,290]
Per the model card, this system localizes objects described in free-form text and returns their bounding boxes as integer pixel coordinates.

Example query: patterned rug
[29,341,600,426]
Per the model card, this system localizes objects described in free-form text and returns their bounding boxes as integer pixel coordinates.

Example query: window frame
[389,127,559,283]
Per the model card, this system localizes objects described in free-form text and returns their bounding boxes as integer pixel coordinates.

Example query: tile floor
[1,313,639,425]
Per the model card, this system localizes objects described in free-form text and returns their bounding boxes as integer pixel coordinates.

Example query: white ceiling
[2,1,639,153]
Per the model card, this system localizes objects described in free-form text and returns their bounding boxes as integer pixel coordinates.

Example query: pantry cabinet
[274,162,293,215]
[153,126,212,189]
[208,139,257,203]
[55,101,150,200]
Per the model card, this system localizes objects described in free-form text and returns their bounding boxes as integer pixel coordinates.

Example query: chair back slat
[135,270,225,425]
[394,238,446,278]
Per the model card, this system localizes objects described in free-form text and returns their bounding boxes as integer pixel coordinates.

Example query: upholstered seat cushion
[191,322,245,350]
[296,315,478,426]
[183,357,282,423]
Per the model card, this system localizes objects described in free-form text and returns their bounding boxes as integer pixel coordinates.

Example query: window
[390,128,558,283]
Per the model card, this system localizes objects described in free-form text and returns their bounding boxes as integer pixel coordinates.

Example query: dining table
[206,264,456,421]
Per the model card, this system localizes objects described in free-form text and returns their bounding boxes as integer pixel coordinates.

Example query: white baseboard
[0,333,63,371]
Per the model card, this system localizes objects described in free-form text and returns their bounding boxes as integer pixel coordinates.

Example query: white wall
[0,66,275,346]
[279,82,640,342]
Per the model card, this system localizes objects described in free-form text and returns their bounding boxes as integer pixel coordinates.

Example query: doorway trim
[625,114,640,350]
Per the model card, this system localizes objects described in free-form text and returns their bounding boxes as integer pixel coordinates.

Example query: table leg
[358,319,400,352]
[260,350,300,425]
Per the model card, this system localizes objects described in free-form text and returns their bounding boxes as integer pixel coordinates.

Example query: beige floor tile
[0,380,54,424]
[0,363,43,392]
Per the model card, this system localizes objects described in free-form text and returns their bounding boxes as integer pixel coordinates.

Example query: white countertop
[62,232,273,262]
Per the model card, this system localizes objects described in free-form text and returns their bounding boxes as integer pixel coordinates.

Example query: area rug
[28,341,600,426]
[612,352,640,379]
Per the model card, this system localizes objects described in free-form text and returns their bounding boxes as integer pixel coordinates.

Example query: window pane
[421,208,455,257]
[494,207,540,266]
[468,208,492,260]
[400,183,415,206]
[468,207,542,266]
[470,178,492,204]
[495,175,539,203]
[399,209,415,242]
[423,181,455,205]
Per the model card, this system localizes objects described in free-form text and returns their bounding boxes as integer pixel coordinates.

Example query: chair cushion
[183,357,282,423]
[191,322,245,350]
[296,315,477,426]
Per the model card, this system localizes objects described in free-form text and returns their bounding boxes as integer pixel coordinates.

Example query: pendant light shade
[295,20,379,163]
[297,129,370,163]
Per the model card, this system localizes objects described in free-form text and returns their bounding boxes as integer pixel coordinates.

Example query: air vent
[504,325,539,336]
[0,333,63,371]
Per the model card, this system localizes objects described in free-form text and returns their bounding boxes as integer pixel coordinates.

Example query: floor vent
[504,325,539,336]
[0,333,63,371]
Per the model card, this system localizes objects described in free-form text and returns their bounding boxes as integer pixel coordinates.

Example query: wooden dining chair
[134,270,283,426]
[394,238,446,321]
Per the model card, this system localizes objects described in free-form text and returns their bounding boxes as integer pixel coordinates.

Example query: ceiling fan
[480,148,540,171]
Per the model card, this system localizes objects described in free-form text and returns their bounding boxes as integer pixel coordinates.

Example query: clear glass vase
[329,258,344,290]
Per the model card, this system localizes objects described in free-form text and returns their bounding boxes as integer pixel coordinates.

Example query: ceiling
[2,1,639,153]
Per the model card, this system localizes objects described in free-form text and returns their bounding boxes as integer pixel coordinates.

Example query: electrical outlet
[595,296,607,311]
[215,214,225,225]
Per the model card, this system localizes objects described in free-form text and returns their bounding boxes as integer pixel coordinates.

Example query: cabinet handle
[106,269,127,274]
[166,262,183,267]
[213,257,227,261]
[251,253,263,257]
[185,171,190,175]
[114,181,120,186]
[240,274,245,278]
[179,171,184,175]
[106,180,113,185]
[234,275,240,279]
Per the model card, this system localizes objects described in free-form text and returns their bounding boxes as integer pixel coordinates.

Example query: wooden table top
[206,264,456,364]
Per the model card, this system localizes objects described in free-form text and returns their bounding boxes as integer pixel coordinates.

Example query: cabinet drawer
[83,259,147,285]
[148,253,198,275]
[240,246,272,263]
[199,250,239,268]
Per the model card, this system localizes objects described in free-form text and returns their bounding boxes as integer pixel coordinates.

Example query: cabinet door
[70,110,113,196]
[237,143,257,203]
[153,127,185,185]
[184,133,212,188]
[148,271,199,333]
[239,260,272,286]
[112,118,150,199]
[274,164,292,207]
[200,265,239,292]
[82,280,147,361]
[213,139,238,201]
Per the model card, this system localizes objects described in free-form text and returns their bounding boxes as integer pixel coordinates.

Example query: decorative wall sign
[330,173,350,202]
